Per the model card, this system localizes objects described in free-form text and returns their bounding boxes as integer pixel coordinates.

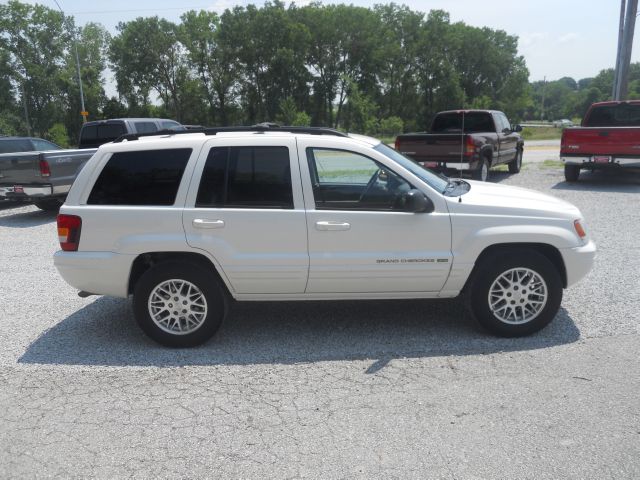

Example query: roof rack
[112,123,349,143]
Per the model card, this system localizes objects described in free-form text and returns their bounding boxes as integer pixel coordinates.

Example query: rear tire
[468,248,563,337]
[33,198,63,211]
[472,157,490,182]
[508,149,522,174]
[564,164,580,182]
[133,261,228,347]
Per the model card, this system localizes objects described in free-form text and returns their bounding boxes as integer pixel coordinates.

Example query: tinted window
[80,124,126,144]
[134,122,158,134]
[500,114,511,131]
[431,112,495,133]
[585,104,640,127]
[88,149,192,205]
[196,146,293,209]
[308,148,412,211]
[0,139,33,153]
[32,139,61,151]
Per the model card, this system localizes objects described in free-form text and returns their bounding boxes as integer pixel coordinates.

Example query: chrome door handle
[315,221,351,231]
[192,219,225,229]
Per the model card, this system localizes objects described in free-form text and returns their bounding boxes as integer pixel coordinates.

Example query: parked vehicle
[394,110,524,182]
[553,119,574,128]
[54,125,595,347]
[78,118,185,149]
[0,137,96,210]
[561,101,640,182]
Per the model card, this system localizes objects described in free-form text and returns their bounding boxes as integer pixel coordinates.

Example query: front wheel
[468,249,563,337]
[508,149,522,173]
[564,164,580,182]
[133,261,228,347]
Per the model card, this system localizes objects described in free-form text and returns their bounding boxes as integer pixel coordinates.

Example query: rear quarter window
[87,149,192,205]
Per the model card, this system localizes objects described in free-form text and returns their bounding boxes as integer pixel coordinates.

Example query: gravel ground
[0,164,639,479]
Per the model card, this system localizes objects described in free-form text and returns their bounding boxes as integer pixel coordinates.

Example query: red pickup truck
[394,110,524,182]
[561,100,640,181]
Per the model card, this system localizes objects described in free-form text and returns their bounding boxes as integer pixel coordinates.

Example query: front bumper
[0,184,53,199]
[559,239,597,287]
[54,251,137,298]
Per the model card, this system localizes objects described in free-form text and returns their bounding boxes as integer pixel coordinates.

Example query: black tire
[468,248,563,337]
[472,156,490,181]
[133,261,228,347]
[564,164,580,182]
[33,198,63,211]
[508,148,522,174]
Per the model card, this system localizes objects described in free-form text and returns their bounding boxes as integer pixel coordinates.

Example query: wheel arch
[462,243,568,293]
[128,251,232,297]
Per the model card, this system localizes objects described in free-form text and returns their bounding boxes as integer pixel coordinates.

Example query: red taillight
[39,158,51,177]
[57,214,82,251]
[464,136,476,156]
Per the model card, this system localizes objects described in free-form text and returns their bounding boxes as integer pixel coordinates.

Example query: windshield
[374,143,449,193]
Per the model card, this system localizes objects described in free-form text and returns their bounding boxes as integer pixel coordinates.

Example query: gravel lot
[1,162,639,479]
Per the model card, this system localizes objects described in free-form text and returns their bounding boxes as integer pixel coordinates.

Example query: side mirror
[404,189,434,213]
[513,124,523,132]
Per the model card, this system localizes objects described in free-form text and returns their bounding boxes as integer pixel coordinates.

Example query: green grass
[520,126,562,141]
[541,159,564,168]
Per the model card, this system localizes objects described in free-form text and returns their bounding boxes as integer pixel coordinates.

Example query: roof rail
[112,123,348,143]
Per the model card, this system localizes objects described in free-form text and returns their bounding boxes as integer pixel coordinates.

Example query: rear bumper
[417,159,480,172]
[54,251,136,298]
[559,240,596,287]
[561,156,640,168]
[0,184,53,198]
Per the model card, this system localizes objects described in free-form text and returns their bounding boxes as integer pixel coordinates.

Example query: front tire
[508,149,522,173]
[468,249,563,337]
[564,164,580,182]
[133,261,228,347]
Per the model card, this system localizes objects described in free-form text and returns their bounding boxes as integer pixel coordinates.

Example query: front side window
[196,146,293,209]
[32,139,61,151]
[307,148,412,211]
[87,148,192,205]
[134,122,158,134]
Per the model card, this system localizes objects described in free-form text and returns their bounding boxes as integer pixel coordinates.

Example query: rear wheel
[508,149,522,173]
[472,157,490,182]
[564,164,580,182]
[133,261,228,347]
[33,198,63,211]
[468,248,563,337]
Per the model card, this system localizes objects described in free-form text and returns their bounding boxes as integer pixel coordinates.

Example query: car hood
[448,180,582,220]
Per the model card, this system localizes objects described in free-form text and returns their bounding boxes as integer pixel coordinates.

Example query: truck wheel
[133,261,228,347]
[508,149,522,173]
[564,164,580,182]
[472,157,490,182]
[33,198,63,211]
[468,248,563,337]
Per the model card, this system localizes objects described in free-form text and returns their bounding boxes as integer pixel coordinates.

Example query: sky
[25,0,640,86]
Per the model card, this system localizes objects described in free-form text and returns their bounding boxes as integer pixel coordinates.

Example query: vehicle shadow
[0,208,56,228]
[19,296,580,369]
[552,169,640,193]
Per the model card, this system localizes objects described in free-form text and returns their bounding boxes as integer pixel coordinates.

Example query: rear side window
[134,122,158,134]
[88,149,192,205]
[196,146,293,209]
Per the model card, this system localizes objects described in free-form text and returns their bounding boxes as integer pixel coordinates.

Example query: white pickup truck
[54,126,596,347]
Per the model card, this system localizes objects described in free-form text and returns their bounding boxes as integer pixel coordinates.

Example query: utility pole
[540,76,546,122]
[21,83,32,137]
[53,0,87,123]
[613,0,638,100]
[612,0,626,99]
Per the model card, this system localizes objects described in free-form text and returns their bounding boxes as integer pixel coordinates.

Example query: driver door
[299,144,452,294]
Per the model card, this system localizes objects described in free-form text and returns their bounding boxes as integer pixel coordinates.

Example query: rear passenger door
[183,137,309,295]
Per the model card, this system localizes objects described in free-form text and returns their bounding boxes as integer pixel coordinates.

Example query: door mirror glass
[404,189,434,213]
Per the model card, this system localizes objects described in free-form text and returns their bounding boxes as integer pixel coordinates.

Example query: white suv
[54,126,596,347]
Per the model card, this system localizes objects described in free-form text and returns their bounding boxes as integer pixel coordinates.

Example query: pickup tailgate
[561,127,640,155]
[396,134,466,163]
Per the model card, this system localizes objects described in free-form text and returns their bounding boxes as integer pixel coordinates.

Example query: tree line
[0,0,629,146]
